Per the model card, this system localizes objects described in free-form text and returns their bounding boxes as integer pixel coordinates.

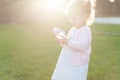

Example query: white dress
[51,26,92,80]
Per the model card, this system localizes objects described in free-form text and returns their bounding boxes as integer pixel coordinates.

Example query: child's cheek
[74,20,82,26]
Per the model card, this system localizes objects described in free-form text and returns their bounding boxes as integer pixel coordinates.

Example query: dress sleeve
[68,27,91,52]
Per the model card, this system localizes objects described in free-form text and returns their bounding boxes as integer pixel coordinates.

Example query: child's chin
[72,24,80,27]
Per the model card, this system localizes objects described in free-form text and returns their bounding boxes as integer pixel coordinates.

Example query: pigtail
[87,0,96,25]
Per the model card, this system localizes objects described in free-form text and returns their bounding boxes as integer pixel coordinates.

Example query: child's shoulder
[78,26,91,34]
[81,26,91,30]
[69,26,90,31]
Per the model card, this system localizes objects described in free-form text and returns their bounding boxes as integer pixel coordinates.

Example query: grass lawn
[0,23,120,80]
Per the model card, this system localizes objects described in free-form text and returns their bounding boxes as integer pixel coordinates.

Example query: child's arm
[55,27,91,52]
[68,28,91,52]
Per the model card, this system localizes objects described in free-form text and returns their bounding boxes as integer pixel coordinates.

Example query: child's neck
[76,22,87,28]
[75,24,86,29]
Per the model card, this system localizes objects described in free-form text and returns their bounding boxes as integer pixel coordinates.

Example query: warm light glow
[41,0,64,13]
[13,0,67,23]
[29,0,42,12]
[110,0,115,2]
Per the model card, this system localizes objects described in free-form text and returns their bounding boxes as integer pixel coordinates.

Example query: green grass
[0,23,120,80]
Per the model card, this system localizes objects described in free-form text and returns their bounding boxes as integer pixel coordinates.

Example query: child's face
[69,14,87,27]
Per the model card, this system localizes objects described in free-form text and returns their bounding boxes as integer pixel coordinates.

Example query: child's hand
[55,35,68,46]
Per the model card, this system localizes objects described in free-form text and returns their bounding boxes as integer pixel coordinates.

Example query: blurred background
[0,0,120,24]
[0,0,120,80]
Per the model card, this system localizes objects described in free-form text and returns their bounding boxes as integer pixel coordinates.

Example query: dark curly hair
[65,0,96,25]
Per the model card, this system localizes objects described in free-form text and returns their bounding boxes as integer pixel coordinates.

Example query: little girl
[51,0,96,80]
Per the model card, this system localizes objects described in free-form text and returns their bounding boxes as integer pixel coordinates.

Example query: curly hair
[65,0,96,25]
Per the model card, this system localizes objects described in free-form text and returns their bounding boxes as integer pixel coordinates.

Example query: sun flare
[41,0,65,13]
[110,0,115,2]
